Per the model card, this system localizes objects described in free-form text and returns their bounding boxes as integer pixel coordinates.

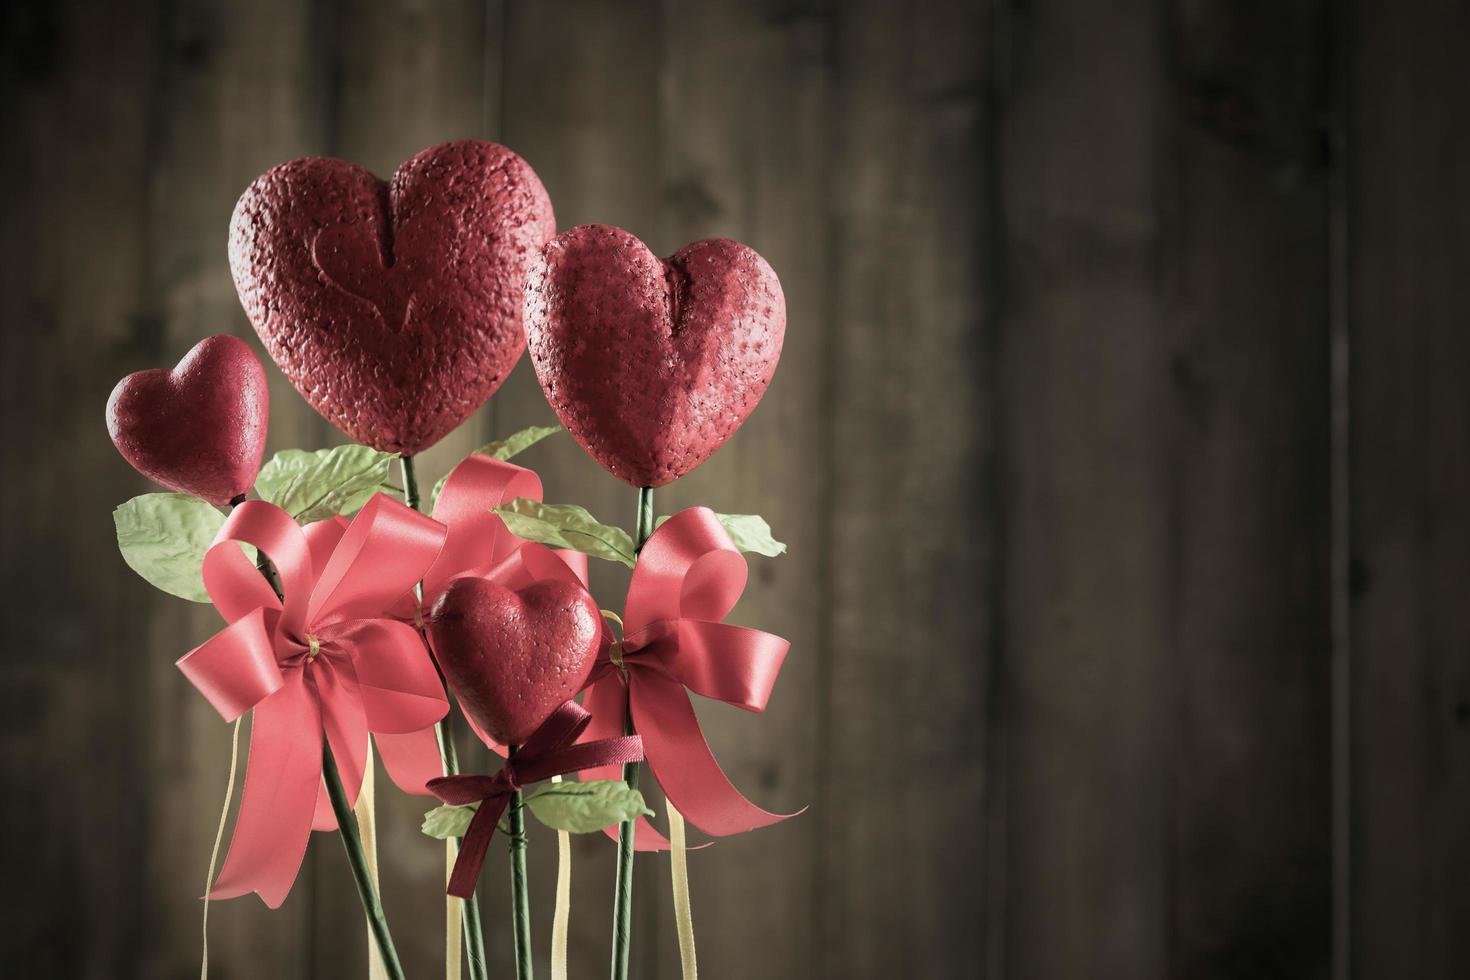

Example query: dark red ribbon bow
[427,701,644,897]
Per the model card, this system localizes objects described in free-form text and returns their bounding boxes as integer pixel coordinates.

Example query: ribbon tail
[210,672,322,908]
[580,677,673,852]
[199,717,242,980]
[312,664,369,832]
[632,670,800,837]
[447,797,509,899]
[551,776,571,980]
[669,803,698,980]
[446,842,463,980]
[375,725,447,796]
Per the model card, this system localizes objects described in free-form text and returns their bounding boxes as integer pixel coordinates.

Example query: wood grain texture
[1165,2,1332,978]
[4,0,1468,976]
[1350,1,1470,977]
[997,0,1172,976]
[820,1,992,977]
[0,2,166,975]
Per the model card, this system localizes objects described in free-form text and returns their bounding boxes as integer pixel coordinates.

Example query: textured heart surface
[106,335,269,505]
[426,577,601,746]
[525,224,786,487]
[229,140,556,454]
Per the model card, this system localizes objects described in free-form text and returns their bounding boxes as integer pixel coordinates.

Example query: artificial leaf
[495,498,636,567]
[113,493,226,602]
[421,803,478,840]
[476,423,562,461]
[655,512,787,557]
[254,445,398,523]
[428,424,562,509]
[525,780,653,834]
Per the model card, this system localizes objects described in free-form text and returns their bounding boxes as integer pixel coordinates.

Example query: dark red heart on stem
[426,577,601,746]
[524,224,786,487]
[229,140,556,454]
[106,334,269,505]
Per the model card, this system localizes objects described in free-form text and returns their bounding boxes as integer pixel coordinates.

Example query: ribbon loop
[177,608,284,721]
[624,508,746,633]
[423,455,543,599]
[309,495,447,626]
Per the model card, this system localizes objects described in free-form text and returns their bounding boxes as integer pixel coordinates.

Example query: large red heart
[229,140,556,455]
[426,576,601,746]
[524,225,786,487]
[106,335,269,505]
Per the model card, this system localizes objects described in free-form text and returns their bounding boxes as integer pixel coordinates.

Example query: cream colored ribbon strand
[356,741,389,980]
[668,803,698,979]
[446,842,463,980]
[200,717,242,980]
[550,775,572,980]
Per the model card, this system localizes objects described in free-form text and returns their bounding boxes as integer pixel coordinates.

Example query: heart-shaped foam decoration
[426,576,601,746]
[106,334,269,505]
[229,140,557,454]
[524,224,786,487]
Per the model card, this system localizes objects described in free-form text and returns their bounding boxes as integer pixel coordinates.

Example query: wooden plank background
[1,0,1466,977]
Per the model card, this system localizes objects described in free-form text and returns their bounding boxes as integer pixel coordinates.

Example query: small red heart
[525,224,786,487]
[426,576,601,746]
[106,334,269,505]
[229,140,556,455]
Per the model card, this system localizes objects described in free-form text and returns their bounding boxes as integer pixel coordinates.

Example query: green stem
[402,454,490,980]
[508,746,534,980]
[400,454,422,512]
[323,745,406,980]
[610,487,655,980]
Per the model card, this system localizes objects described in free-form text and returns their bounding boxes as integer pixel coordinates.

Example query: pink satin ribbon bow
[428,701,644,897]
[177,493,450,907]
[581,506,799,851]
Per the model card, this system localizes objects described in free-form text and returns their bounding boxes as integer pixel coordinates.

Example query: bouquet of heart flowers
[104,141,795,980]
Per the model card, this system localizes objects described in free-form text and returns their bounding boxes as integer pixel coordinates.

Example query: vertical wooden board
[1350,2,1470,977]
[655,2,832,977]
[129,0,339,975]
[0,1,165,974]
[1165,2,1333,977]
[821,0,992,977]
[997,0,1171,976]
[316,2,493,975]
[494,2,666,976]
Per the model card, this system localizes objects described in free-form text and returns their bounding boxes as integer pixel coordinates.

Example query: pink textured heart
[524,224,786,487]
[229,140,556,454]
[106,335,269,505]
[426,577,601,746]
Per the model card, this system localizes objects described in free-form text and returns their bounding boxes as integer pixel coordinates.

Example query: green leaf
[477,424,563,461]
[526,780,653,834]
[495,498,636,567]
[254,445,398,523]
[656,512,787,557]
[421,803,478,840]
[113,493,226,602]
[428,424,563,509]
